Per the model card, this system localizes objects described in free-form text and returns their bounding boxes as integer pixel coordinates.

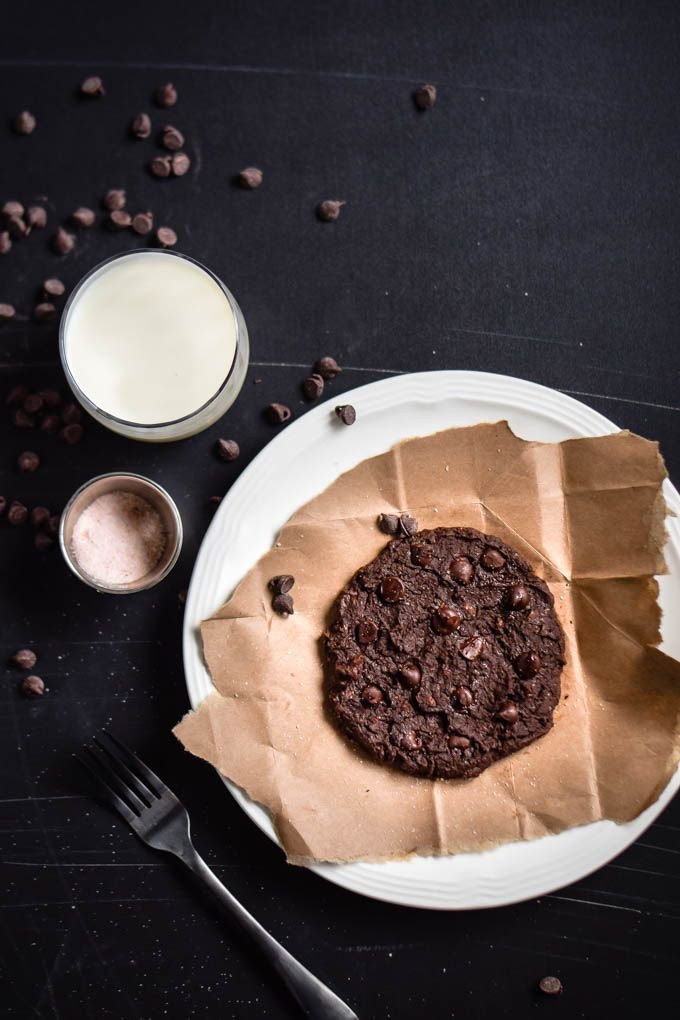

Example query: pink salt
[71,490,166,586]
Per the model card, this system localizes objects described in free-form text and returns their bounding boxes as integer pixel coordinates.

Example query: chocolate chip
[516,651,541,678]
[171,152,191,176]
[317,200,346,222]
[8,500,28,525]
[8,215,28,238]
[239,167,263,189]
[448,735,470,749]
[38,388,60,407]
[131,212,154,235]
[12,648,37,669]
[46,514,61,537]
[14,110,36,134]
[361,685,384,706]
[41,414,61,434]
[27,206,47,229]
[81,76,105,96]
[43,278,65,298]
[23,393,43,414]
[413,83,437,110]
[399,513,418,537]
[335,404,356,426]
[207,495,222,511]
[52,227,75,255]
[14,409,35,428]
[267,402,292,424]
[162,125,184,150]
[177,588,187,607]
[356,620,378,644]
[538,976,563,996]
[34,532,53,551]
[130,112,152,138]
[215,438,240,462]
[61,423,83,445]
[432,604,462,634]
[314,356,342,380]
[400,730,422,751]
[0,496,6,516]
[411,543,433,566]
[302,374,324,400]
[272,593,294,616]
[481,547,506,571]
[456,686,473,707]
[0,302,15,320]
[380,575,405,603]
[71,207,95,228]
[378,513,400,535]
[30,506,50,528]
[0,231,12,254]
[108,210,132,230]
[7,384,29,407]
[34,302,58,322]
[268,575,295,595]
[103,189,126,211]
[460,636,484,660]
[450,556,474,584]
[155,226,177,247]
[3,200,24,218]
[155,83,177,108]
[61,403,82,425]
[21,674,45,697]
[506,583,531,610]
[399,663,422,689]
[498,702,519,723]
[17,451,40,473]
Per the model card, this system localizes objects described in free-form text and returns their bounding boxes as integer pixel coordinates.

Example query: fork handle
[180,848,360,1019]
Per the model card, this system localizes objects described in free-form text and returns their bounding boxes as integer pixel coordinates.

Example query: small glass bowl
[59,472,183,594]
[59,250,250,442]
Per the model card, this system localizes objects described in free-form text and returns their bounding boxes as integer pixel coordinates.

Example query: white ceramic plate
[183,371,680,909]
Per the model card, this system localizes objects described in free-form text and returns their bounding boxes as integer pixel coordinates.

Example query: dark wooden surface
[1,3,679,1017]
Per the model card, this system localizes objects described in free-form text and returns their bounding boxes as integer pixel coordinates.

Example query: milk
[63,252,238,425]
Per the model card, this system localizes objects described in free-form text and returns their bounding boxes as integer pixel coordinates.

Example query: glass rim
[58,249,243,431]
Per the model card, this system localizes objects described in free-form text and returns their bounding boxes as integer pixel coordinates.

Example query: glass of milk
[59,250,249,441]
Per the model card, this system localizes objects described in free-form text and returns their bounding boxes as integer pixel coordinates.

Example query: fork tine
[101,730,170,800]
[94,736,155,807]
[87,743,149,815]
[79,748,138,824]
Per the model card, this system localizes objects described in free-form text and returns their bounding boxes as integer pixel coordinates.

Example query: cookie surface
[325,526,565,779]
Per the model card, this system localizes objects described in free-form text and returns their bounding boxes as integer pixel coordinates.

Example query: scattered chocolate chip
[14,110,37,134]
[43,278,65,299]
[12,648,37,669]
[361,685,384,706]
[498,702,519,723]
[481,547,506,571]
[448,556,473,584]
[335,404,356,426]
[356,620,378,644]
[104,189,126,211]
[71,206,96,228]
[61,423,83,445]
[34,532,53,551]
[162,125,184,150]
[7,384,29,407]
[177,588,187,607]
[8,215,28,238]
[410,543,433,566]
[21,674,45,697]
[302,373,324,400]
[432,604,463,634]
[61,403,82,425]
[399,663,422,689]
[207,495,222,511]
[0,231,11,254]
[506,583,531,610]
[401,731,422,751]
[17,450,40,473]
[81,76,105,96]
[215,438,240,462]
[268,574,295,595]
[30,506,50,528]
[377,512,400,535]
[27,206,47,229]
[108,210,132,230]
[155,83,177,108]
[457,686,473,707]
[171,152,191,176]
[41,413,61,434]
[460,636,484,660]
[399,513,418,537]
[538,976,563,996]
[150,154,172,178]
[3,200,24,218]
[23,394,43,414]
[0,496,6,516]
[272,593,294,616]
[155,226,177,247]
[14,409,35,428]
[238,166,263,189]
[34,302,58,322]
[51,227,75,255]
[130,112,152,138]
[0,302,15,320]
[46,514,60,537]
[516,651,541,678]
[317,199,346,222]
[267,402,292,424]
[448,735,471,749]
[131,211,153,235]
[314,356,341,379]
[413,83,437,110]
[38,388,61,407]
[8,500,28,525]
[380,575,405,603]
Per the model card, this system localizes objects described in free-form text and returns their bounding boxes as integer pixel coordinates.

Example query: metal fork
[81,731,359,1020]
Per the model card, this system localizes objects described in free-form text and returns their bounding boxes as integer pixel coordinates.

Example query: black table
[2,3,679,1017]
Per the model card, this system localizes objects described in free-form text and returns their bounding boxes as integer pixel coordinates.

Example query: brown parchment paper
[174,422,680,864]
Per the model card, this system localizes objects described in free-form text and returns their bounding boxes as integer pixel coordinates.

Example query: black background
[1,2,679,1017]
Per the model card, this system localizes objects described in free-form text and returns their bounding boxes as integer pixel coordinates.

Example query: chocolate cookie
[325,526,565,779]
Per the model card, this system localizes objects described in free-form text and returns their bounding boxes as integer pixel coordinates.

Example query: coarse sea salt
[71,490,166,586]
